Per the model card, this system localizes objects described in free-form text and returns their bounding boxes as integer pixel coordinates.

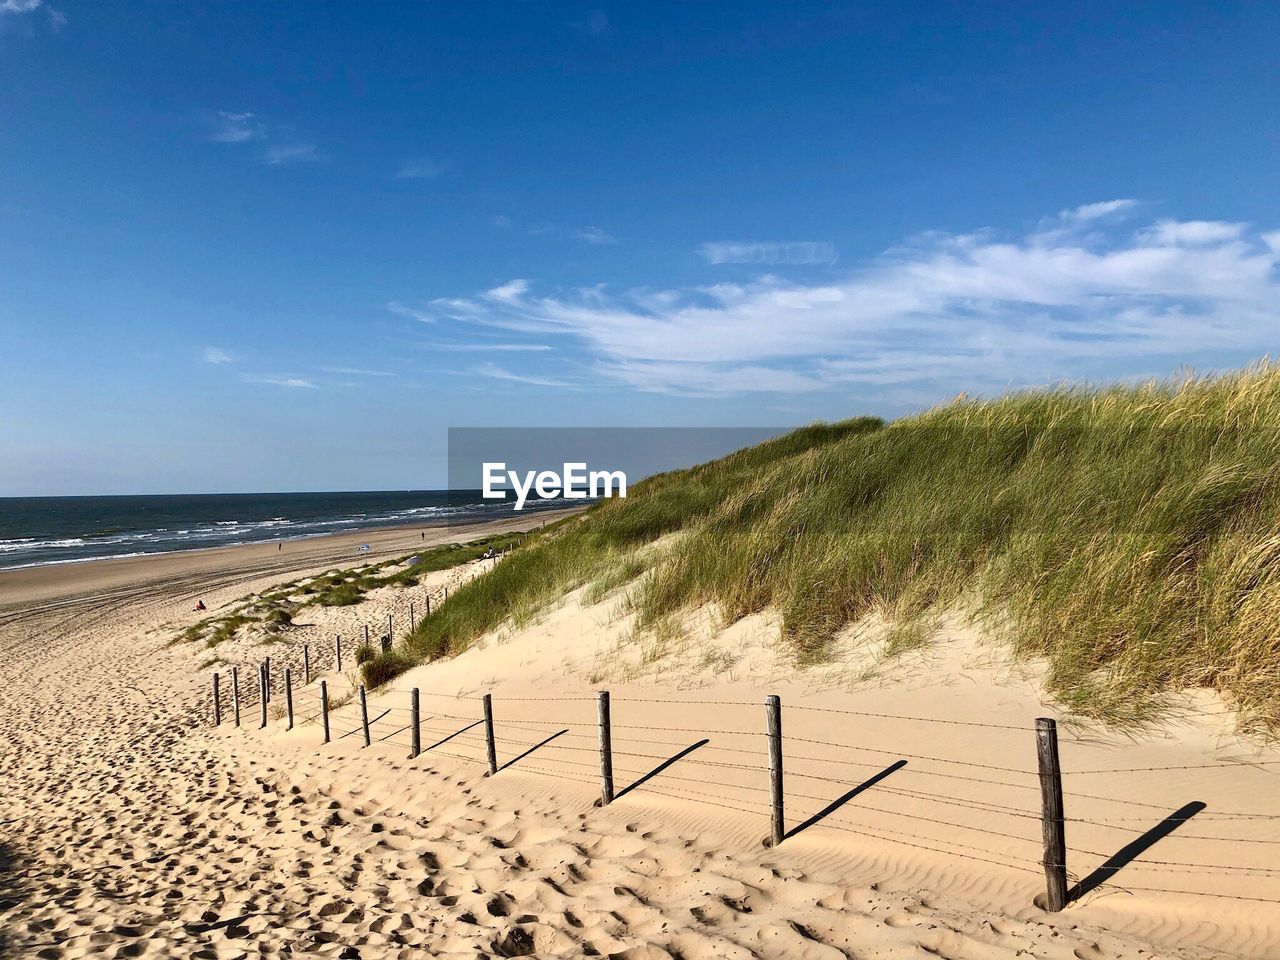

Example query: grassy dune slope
[377,364,1280,730]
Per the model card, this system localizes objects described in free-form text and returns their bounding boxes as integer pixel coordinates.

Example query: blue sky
[2,1,1279,495]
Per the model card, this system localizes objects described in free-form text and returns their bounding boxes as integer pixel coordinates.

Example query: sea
[0,491,560,571]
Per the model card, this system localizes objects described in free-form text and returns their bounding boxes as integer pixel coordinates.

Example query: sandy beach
[0,513,575,608]
[3,511,1279,959]
[8,1,1277,956]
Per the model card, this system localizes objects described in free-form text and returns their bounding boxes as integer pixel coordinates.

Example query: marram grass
[381,364,1280,732]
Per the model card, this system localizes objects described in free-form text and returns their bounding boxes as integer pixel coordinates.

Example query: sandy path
[3,521,1279,958]
[0,516,554,959]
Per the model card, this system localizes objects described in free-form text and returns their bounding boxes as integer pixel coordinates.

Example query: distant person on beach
[278,542,281,551]
[193,600,206,612]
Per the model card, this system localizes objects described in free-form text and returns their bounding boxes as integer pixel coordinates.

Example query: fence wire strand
[226,674,1280,907]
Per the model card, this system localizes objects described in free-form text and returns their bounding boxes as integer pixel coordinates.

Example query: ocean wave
[3,550,154,570]
[0,537,88,552]
[0,494,569,570]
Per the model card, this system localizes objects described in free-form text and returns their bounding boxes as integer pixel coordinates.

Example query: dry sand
[3,516,1280,959]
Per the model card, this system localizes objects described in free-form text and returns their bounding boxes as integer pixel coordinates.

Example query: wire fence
[207,620,1280,914]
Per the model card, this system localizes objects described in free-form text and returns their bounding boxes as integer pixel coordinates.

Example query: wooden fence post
[320,680,330,743]
[285,668,294,730]
[425,594,431,615]
[766,695,784,847]
[363,624,370,648]
[212,672,221,726]
[410,688,421,758]
[359,685,371,747]
[380,634,391,654]
[303,644,311,685]
[263,657,271,703]
[258,663,268,730]
[597,690,614,805]
[1036,717,1068,911]
[483,693,497,776]
[410,602,415,631]
[335,634,342,672]
[232,666,240,727]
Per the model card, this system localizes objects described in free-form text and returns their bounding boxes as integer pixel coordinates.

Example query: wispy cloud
[321,366,395,377]
[698,241,838,265]
[264,143,320,166]
[492,215,618,246]
[209,111,262,143]
[472,362,574,388]
[427,342,552,353]
[243,374,317,389]
[484,279,530,304]
[394,158,447,180]
[1058,199,1136,223]
[387,300,435,323]
[425,202,1280,396]
[206,111,322,168]
[0,0,63,30]
[575,226,617,245]
[202,346,233,365]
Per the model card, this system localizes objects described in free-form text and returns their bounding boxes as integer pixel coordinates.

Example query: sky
[2,1,1279,495]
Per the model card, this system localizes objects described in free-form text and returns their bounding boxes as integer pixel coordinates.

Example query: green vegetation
[309,532,525,606]
[313,581,365,607]
[376,364,1280,731]
[263,607,293,627]
[207,614,254,648]
[176,531,523,649]
[360,649,411,687]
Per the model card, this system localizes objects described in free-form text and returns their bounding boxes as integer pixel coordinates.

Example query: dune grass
[382,364,1280,731]
[307,532,524,606]
[176,532,524,649]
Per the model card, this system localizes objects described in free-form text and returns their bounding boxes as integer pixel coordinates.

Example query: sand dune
[3,522,1279,958]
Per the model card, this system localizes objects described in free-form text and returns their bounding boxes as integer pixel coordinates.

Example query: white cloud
[491,215,618,246]
[243,374,316,389]
[596,360,824,397]
[422,202,1280,396]
[484,279,531,304]
[394,158,447,180]
[472,362,573,388]
[575,226,617,245]
[1057,199,1137,223]
[426,342,552,352]
[387,300,435,323]
[698,241,838,265]
[210,111,261,143]
[321,366,395,377]
[202,346,233,365]
[0,0,42,13]
[264,143,319,166]
[1139,219,1247,247]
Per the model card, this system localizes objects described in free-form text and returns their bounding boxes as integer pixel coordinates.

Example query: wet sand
[0,510,577,607]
